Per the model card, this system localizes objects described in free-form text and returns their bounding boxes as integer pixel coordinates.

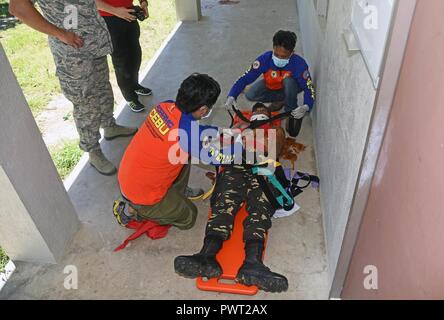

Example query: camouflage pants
[53,55,116,152]
[206,167,274,242]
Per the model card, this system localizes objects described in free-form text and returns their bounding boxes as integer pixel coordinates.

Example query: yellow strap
[256,159,282,168]
[188,183,216,201]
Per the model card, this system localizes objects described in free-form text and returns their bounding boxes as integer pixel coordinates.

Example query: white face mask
[272,54,290,68]
[250,114,270,122]
[201,107,213,119]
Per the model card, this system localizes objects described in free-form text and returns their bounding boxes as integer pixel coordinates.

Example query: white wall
[296,0,377,285]
[175,0,202,21]
[296,0,324,81]
[0,44,80,263]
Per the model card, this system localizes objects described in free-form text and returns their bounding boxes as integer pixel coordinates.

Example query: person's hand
[113,7,136,22]
[225,96,237,110]
[57,30,84,49]
[140,0,149,18]
[291,105,309,120]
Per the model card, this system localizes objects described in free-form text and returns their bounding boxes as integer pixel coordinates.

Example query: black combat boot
[235,240,288,293]
[287,117,303,138]
[174,236,223,279]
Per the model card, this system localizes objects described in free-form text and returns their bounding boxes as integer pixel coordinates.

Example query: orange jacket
[118,102,187,206]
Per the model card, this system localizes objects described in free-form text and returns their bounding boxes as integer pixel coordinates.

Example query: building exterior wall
[342,0,444,299]
[175,0,201,22]
[0,44,80,263]
[296,0,324,80]
[296,0,377,284]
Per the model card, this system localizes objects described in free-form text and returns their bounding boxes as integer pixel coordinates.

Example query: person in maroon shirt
[96,0,152,112]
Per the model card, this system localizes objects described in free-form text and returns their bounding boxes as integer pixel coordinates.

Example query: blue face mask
[272,55,290,68]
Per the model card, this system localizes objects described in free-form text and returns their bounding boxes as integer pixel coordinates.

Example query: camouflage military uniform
[35,0,115,152]
[207,166,274,242]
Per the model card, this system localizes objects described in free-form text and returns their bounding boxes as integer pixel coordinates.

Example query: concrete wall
[342,0,444,299]
[296,0,324,80]
[0,44,80,263]
[296,0,377,284]
[175,0,202,22]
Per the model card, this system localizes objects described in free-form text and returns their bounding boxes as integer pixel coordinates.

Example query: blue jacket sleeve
[294,64,316,110]
[228,54,268,99]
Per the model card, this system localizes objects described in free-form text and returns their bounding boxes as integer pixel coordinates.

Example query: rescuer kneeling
[225,30,316,138]
[114,74,231,230]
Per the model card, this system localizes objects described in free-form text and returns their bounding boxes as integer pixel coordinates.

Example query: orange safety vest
[263,69,293,91]
[118,102,188,206]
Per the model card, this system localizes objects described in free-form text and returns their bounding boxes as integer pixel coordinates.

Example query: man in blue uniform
[226,30,316,137]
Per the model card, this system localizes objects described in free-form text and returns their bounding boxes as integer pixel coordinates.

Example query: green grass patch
[0,0,176,116]
[50,140,84,180]
[0,246,8,273]
[1,23,59,116]
[107,0,177,75]
[1,0,176,179]
[139,0,177,65]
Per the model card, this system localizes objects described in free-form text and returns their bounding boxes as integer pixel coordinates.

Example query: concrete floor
[0,0,329,299]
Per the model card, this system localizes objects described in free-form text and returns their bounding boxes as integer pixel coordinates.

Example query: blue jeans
[245,77,301,112]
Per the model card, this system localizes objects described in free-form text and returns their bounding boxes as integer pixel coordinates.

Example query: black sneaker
[128,100,146,113]
[135,86,153,96]
[113,200,134,227]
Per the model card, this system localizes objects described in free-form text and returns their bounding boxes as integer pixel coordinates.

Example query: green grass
[0,246,8,273]
[0,0,176,181]
[139,0,177,65]
[106,0,177,76]
[0,0,177,117]
[1,24,59,116]
[50,140,84,180]
[0,0,58,115]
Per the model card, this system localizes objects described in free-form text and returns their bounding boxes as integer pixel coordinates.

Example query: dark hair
[273,30,297,52]
[176,73,221,114]
[252,102,271,118]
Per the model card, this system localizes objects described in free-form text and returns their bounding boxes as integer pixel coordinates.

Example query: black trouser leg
[287,118,303,138]
[104,17,141,102]
[127,20,142,90]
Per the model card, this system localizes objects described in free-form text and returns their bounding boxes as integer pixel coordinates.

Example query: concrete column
[0,44,80,264]
[316,0,329,18]
[175,0,201,21]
